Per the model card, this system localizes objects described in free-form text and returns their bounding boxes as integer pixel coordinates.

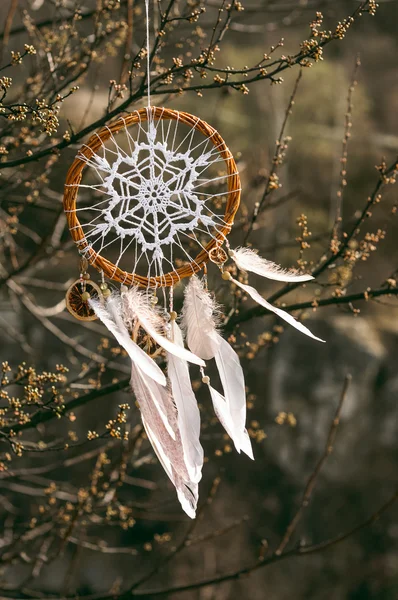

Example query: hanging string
[145,0,151,108]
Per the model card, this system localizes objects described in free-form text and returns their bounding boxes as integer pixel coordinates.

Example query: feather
[239,428,254,459]
[122,287,205,367]
[206,383,253,459]
[207,384,240,451]
[142,417,198,519]
[167,321,204,483]
[214,337,253,459]
[181,276,220,360]
[131,363,198,518]
[130,360,176,441]
[130,363,187,479]
[230,247,314,283]
[175,480,199,520]
[182,277,253,459]
[231,278,325,343]
[89,294,166,386]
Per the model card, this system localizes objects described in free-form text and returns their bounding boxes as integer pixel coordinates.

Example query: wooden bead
[79,257,89,272]
[82,272,91,280]
[151,296,158,305]
[102,288,111,298]
[170,311,177,320]
[81,291,91,301]
[202,375,210,384]
[221,271,232,281]
[100,282,108,291]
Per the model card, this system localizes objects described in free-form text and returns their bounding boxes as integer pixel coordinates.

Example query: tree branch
[226,284,398,331]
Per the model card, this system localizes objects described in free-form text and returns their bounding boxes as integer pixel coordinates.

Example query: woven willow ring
[63,107,241,288]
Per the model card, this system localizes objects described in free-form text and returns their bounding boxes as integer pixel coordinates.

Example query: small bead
[100,282,108,291]
[222,271,232,281]
[81,291,91,301]
[151,296,158,305]
[80,258,89,271]
[202,375,210,384]
[170,311,177,320]
[102,288,111,298]
[82,272,91,280]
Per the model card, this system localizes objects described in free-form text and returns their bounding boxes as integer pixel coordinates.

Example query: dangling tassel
[131,362,199,518]
[89,293,166,385]
[182,276,253,459]
[167,318,204,484]
[121,286,205,367]
[229,247,314,283]
[227,273,325,342]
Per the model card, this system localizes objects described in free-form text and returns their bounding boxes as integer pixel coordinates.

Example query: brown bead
[79,258,89,272]
[81,291,91,301]
[82,272,91,280]
[222,271,232,281]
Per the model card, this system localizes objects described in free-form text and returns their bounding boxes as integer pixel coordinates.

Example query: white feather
[131,363,200,517]
[182,277,253,459]
[122,287,205,367]
[130,361,176,441]
[141,416,174,477]
[182,276,220,360]
[131,363,193,481]
[230,247,314,282]
[175,480,198,520]
[239,429,254,459]
[142,417,198,519]
[207,385,240,451]
[214,337,253,459]
[89,294,166,386]
[231,278,325,342]
[167,321,204,483]
[207,384,253,460]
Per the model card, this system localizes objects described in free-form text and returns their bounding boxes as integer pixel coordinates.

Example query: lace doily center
[98,140,209,249]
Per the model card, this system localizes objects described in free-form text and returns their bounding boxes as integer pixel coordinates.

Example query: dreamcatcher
[63,0,323,518]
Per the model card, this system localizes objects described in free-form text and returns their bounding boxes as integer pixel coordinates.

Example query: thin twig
[124,492,397,597]
[0,1,371,170]
[244,69,302,245]
[276,374,352,555]
[118,0,135,86]
[226,283,398,331]
[130,478,221,590]
[331,56,361,241]
[0,0,19,65]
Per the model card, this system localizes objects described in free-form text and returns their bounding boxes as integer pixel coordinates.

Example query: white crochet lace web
[68,110,236,282]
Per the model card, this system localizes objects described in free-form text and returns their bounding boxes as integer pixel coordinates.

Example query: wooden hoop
[63,107,241,288]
